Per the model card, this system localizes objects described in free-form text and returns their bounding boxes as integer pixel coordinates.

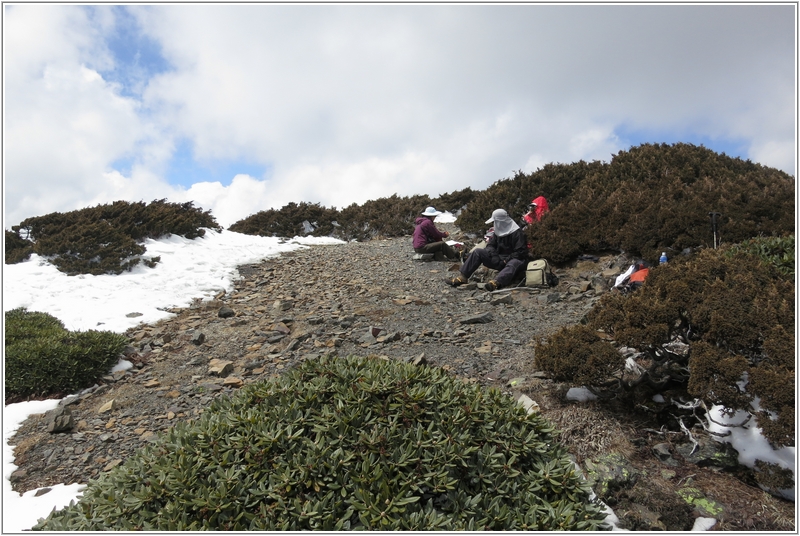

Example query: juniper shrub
[457,143,794,264]
[228,189,475,242]
[6,200,220,275]
[5,229,34,264]
[535,242,794,449]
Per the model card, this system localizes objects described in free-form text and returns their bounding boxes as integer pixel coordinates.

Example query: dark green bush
[5,308,129,402]
[429,187,478,214]
[229,189,474,242]
[6,200,220,275]
[456,162,600,237]
[5,229,34,264]
[35,355,608,531]
[457,143,794,263]
[336,194,433,241]
[535,243,794,449]
[228,202,341,238]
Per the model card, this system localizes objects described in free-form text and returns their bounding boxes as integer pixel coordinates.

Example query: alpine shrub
[535,245,794,449]
[430,187,478,214]
[6,200,220,275]
[337,194,433,241]
[457,143,794,263]
[228,202,341,238]
[456,162,599,236]
[5,308,128,402]
[229,189,473,242]
[35,355,608,531]
[5,229,34,264]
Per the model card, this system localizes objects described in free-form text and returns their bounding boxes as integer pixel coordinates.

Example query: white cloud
[180,175,271,228]
[4,4,795,229]
[749,140,797,174]
[3,5,158,227]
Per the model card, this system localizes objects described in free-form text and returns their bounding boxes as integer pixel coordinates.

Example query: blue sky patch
[110,155,135,177]
[615,125,750,162]
[92,6,172,98]
[165,140,270,188]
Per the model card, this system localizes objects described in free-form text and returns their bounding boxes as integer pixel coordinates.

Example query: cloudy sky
[4,4,796,228]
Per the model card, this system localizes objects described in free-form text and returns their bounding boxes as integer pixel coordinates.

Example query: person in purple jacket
[413,207,458,261]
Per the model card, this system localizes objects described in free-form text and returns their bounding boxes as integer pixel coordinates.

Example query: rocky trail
[8,228,795,531]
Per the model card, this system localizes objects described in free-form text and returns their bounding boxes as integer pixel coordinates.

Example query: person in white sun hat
[413,207,458,261]
[446,208,527,291]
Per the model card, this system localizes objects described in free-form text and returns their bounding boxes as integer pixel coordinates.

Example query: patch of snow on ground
[707,404,795,501]
[434,211,457,223]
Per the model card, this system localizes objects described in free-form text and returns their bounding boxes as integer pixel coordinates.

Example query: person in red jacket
[413,207,458,261]
[523,196,550,225]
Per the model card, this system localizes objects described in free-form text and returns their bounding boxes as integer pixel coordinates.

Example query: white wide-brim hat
[421,207,442,217]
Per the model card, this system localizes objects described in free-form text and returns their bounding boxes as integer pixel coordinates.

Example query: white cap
[421,207,442,217]
[485,208,508,224]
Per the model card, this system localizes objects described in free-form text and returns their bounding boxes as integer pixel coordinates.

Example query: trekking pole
[708,212,721,249]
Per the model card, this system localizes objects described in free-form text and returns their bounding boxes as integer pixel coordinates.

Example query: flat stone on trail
[402,353,427,366]
[538,293,560,304]
[208,359,234,377]
[97,399,118,413]
[103,459,123,472]
[271,322,291,334]
[45,406,75,433]
[490,294,513,305]
[223,377,244,388]
[459,312,493,324]
[274,299,294,311]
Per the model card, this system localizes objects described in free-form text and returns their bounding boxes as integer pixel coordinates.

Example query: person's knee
[474,248,491,262]
[509,258,525,271]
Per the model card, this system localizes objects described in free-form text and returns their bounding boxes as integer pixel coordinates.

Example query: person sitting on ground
[522,196,550,226]
[446,208,528,291]
[413,207,458,261]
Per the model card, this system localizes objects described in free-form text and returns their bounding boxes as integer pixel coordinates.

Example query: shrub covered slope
[458,143,794,264]
[5,199,220,275]
[535,236,794,491]
[228,189,477,241]
[35,356,608,531]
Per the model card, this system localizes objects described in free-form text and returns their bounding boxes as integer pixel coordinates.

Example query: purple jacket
[413,217,447,249]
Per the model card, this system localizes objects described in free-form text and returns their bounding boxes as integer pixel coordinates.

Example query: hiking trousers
[460,248,526,286]
[415,241,458,261]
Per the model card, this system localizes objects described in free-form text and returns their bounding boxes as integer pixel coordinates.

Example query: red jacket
[524,196,550,224]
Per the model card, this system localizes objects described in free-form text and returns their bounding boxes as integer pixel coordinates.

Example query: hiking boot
[485,280,500,292]
[446,274,468,287]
